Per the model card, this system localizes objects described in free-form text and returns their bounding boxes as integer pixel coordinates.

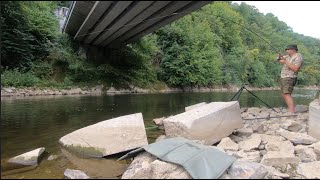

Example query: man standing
[278,44,304,113]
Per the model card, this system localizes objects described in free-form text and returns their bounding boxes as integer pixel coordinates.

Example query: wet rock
[163,101,243,145]
[297,161,320,179]
[236,127,253,137]
[261,151,300,168]
[227,160,268,179]
[238,134,261,152]
[59,113,148,157]
[278,129,318,145]
[217,137,239,151]
[185,102,207,111]
[64,169,90,179]
[8,147,45,166]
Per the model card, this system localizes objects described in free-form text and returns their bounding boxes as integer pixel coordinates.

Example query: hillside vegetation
[1,1,319,89]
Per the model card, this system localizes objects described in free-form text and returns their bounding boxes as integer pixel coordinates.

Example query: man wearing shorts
[278,44,304,113]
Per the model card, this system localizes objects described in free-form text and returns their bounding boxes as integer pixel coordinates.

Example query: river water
[1,89,319,178]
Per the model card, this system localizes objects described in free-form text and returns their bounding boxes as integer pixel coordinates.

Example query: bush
[1,69,40,87]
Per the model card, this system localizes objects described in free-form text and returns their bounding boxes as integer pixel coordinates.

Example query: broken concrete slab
[59,113,148,157]
[278,129,318,145]
[297,161,320,179]
[227,160,268,179]
[238,134,261,152]
[217,137,239,151]
[8,147,45,166]
[308,99,320,140]
[261,151,300,167]
[64,169,90,179]
[163,101,243,145]
[185,102,207,111]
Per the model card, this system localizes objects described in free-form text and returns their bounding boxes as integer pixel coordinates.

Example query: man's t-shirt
[280,53,304,78]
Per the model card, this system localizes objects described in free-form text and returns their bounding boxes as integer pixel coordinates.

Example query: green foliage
[1,69,40,87]
[1,1,319,89]
[156,14,223,87]
[1,1,59,69]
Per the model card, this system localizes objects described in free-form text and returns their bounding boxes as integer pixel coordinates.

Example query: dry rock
[261,151,300,168]
[278,129,318,145]
[297,161,320,179]
[265,140,294,154]
[227,160,268,179]
[217,137,239,151]
[236,127,253,137]
[238,134,261,152]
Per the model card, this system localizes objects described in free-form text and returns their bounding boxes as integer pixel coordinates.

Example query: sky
[232,1,320,39]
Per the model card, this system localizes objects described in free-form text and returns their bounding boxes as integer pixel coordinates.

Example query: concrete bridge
[63,1,212,48]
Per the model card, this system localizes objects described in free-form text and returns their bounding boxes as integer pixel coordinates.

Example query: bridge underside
[63,1,212,48]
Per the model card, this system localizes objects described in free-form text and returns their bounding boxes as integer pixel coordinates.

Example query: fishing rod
[216,15,286,60]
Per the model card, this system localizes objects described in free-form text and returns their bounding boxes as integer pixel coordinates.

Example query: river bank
[1,85,319,97]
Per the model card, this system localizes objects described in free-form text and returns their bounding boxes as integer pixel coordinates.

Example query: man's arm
[279,60,301,72]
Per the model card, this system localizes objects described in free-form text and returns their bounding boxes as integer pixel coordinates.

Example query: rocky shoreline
[1,85,319,97]
[124,105,320,179]
[2,103,320,179]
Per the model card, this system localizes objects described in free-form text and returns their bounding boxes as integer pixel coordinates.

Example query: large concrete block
[309,99,320,140]
[163,101,243,145]
[59,113,148,157]
[185,102,207,111]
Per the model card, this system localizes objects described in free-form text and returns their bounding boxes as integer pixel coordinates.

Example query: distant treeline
[1,1,319,88]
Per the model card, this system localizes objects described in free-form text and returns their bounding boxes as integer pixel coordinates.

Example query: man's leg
[280,78,296,113]
[282,93,295,113]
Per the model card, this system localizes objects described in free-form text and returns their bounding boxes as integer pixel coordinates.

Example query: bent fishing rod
[216,15,285,60]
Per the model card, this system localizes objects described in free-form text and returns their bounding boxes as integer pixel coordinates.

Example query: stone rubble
[129,106,320,179]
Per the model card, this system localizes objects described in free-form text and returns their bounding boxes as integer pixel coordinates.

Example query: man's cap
[285,44,298,51]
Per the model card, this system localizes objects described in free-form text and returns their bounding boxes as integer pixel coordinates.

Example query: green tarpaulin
[118,137,236,179]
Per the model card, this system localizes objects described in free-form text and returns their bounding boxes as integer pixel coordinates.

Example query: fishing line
[215,15,285,59]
